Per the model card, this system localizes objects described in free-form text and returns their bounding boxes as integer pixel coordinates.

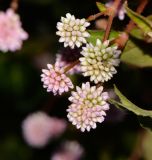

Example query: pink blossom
[41,62,74,95]
[0,8,28,52]
[51,141,84,160]
[22,112,67,148]
[67,82,110,132]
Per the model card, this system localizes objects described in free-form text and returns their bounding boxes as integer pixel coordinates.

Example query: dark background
[0,0,152,160]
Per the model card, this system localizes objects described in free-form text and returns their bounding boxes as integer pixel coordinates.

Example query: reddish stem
[103,0,122,42]
[125,0,148,33]
[87,12,105,22]
[10,0,19,11]
[64,59,79,73]
[115,0,149,49]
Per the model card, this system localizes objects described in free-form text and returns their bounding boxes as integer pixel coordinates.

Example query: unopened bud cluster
[56,13,90,49]
[80,39,121,83]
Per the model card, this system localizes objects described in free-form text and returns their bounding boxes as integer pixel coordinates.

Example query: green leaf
[130,28,144,40]
[121,40,152,67]
[87,30,119,45]
[125,5,152,34]
[111,85,152,131]
[113,85,152,118]
[96,2,107,12]
[147,15,152,22]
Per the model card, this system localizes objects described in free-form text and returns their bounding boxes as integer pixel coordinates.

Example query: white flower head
[56,13,90,49]
[41,62,74,95]
[67,82,110,132]
[80,39,121,84]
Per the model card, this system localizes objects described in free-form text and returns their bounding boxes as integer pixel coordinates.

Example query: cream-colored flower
[56,13,90,49]
[67,82,109,132]
[80,39,121,83]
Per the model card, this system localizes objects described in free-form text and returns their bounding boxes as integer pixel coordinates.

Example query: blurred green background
[0,0,152,160]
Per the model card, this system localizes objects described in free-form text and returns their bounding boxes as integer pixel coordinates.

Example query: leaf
[126,16,152,41]
[87,30,119,45]
[147,15,152,22]
[121,40,152,67]
[130,28,144,40]
[125,5,152,34]
[113,85,152,118]
[96,2,107,12]
[111,85,152,131]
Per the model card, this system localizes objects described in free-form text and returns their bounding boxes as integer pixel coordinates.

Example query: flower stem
[10,0,19,11]
[115,0,148,49]
[125,0,149,33]
[87,12,105,22]
[102,0,122,42]
[64,59,80,73]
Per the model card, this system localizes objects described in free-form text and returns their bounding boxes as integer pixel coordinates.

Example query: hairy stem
[87,12,105,22]
[103,0,122,42]
[64,59,79,73]
[115,0,148,49]
[125,0,149,33]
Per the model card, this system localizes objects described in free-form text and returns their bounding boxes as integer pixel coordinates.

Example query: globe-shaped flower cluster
[22,112,67,148]
[41,62,74,95]
[0,9,28,52]
[56,13,90,49]
[80,39,121,83]
[67,82,109,132]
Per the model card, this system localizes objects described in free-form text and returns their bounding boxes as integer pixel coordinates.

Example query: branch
[103,0,122,42]
[115,0,149,49]
[125,0,149,33]
[64,59,79,73]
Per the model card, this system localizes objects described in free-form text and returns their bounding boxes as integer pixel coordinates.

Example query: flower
[56,13,90,49]
[51,141,84,160]
[22,112,67,148]
[67,82,109,132]
[0,8,28,52]
[41,62,74,95]
[79,39,121,84]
